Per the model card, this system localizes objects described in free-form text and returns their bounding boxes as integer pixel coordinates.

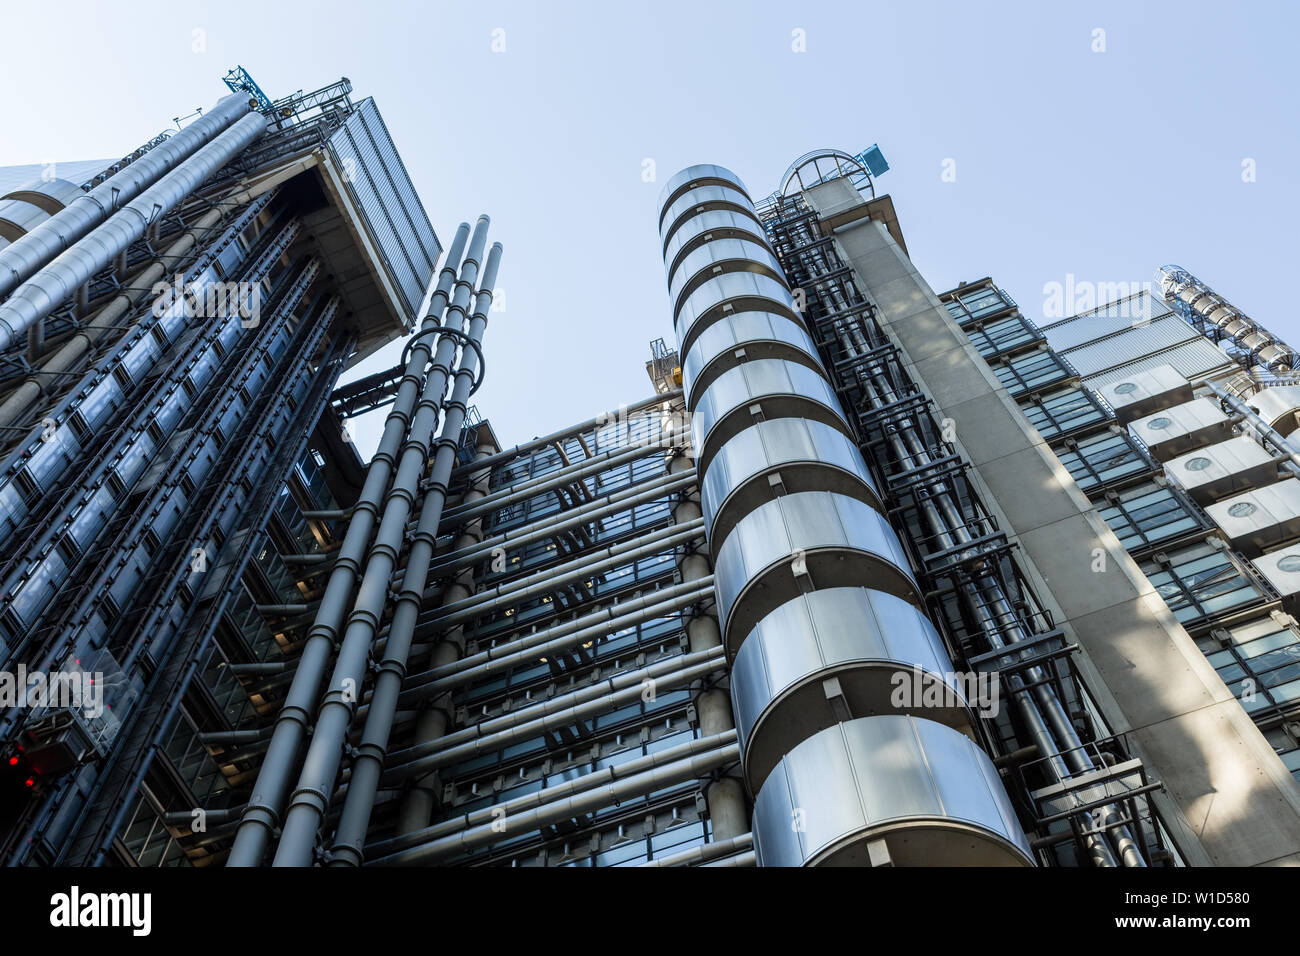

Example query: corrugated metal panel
[328,99,442,320]
[1044,311,1160,351]
[1085,338,1236,390]
[1062,315,1200,376]
[1041,289,1172,332]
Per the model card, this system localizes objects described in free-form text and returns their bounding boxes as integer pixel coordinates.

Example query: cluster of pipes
[1158,264,1298,375]
[0,93,267,363]
[774,198,1147,867]
[225,218,757,864]
[228,217,502,865]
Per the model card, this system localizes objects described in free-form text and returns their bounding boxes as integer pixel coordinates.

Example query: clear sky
[1,0,1295,459]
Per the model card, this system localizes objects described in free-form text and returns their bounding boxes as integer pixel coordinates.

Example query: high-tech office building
[3,74,1300,869]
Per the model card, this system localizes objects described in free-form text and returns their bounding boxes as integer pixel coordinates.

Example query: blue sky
[1,0,1296,458]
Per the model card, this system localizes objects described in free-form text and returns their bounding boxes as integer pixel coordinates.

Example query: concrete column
[669,448,747,840]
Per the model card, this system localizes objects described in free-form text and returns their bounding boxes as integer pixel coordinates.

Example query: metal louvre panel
[327,99,442,320]
[700,416,881,552]
[730,587,973,793]
[1061,315,1200,376]
[1044,310,1167,351]
[711,490,919,654]
[752,716,1034,867]
[329,108,421,313]
[1040,290,1173,332]
[1085,338,1236,390]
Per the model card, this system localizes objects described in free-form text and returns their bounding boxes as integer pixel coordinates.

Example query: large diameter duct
[412,520,704,633]
[437,438,665,527]
[0,110,268,354]
[329,241,502,866]
[0,92,253,299]
[225,222,474,867]
[1158,264,1298,372]
[381,650,726,783]
[271,223,496,866]
[420,469,694,580]
[0,200,244,428]
[403,580,713,699]
[658,163,1032,867]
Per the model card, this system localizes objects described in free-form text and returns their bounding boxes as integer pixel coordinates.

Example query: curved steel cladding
[0,92,254,298]
[0,109,270,354]
[659,164,1032,867]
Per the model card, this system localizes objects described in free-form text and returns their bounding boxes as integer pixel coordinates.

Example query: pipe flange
[398,327,443,369]
[429,326,487,395]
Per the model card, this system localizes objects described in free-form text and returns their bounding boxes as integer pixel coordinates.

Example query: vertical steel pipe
[271,219,493,865]
[328,241,501,865]
[226,221,473,866]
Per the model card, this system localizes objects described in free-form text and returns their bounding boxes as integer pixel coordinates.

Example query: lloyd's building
[1,74,1298,867]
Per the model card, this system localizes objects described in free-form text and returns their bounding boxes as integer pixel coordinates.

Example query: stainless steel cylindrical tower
[1158,264,1298,373]
[658,164,1033,867]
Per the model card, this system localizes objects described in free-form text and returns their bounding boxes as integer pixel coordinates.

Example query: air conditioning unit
[1129,398,1232,461]
[1251,543,1300,611]
[1098,364,1193,424]
[1205,479,1300,555]
[1164,435,1279,504]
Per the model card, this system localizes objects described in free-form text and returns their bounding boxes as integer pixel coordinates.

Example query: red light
[6,756,16,766]
[24,778,34,787]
